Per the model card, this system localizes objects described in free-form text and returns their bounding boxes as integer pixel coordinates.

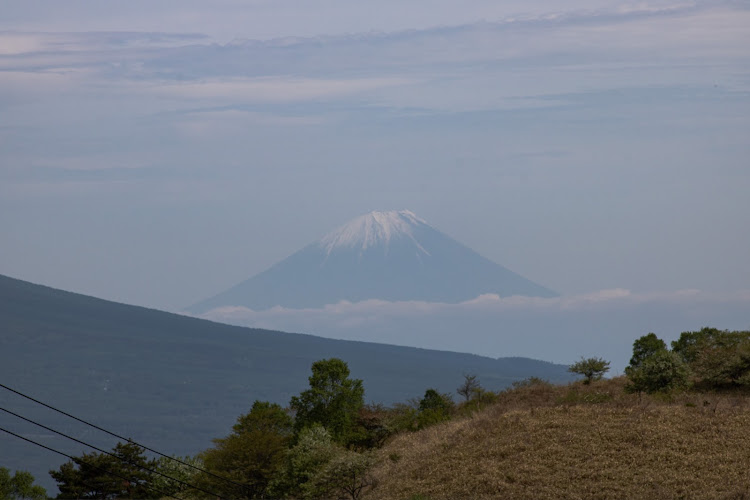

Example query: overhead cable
[0,406,227,499]
[0,425,182,500]
[0,382,247,491]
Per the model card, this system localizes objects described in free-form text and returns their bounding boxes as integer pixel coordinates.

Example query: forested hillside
[35,327,750,499]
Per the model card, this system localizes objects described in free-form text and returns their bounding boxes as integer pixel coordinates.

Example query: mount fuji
[188,210,557,313]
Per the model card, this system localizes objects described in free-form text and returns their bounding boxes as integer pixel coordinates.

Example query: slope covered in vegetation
[41,328,750,499]
[366,378,750,500]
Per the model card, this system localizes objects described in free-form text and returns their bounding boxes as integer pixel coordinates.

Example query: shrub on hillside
[693,341,750,388]
[568,357,610,384]
[417,389,454,429]
[350,403,421,449]
[558,387,614,405]
[672,327,750,388]
[308,449,375,500]
[511,376,552,390]
[671,327,749,364]
[273,425,374,500]
[458,387,499,414]
[386,402,420,433]
[625,350,690,394]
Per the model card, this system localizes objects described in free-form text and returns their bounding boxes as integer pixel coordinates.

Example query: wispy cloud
[151,77,415,103]
[2,2,748,107]
[0,31,208,55]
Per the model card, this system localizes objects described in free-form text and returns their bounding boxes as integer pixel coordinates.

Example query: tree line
[570,327,750,393]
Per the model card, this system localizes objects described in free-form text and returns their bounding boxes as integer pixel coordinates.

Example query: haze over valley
[190,209,750,372]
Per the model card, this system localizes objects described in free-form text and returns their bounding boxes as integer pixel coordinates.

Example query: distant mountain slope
[189,210,556,313]
[0,274,571,492]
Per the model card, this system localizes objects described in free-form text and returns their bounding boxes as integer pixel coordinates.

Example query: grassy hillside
[0,274,572,492]
[366,378,750,500]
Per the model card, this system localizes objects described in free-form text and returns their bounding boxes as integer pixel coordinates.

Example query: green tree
[274,425,374,500]
[150,455,203,499]
[272,424,340,499]
[49,442,159,499]
[672,327,750,388]
[418,389,453,414]
[458,387,498,414]
[629,333,668,368]
[625,350,690,394]
[0,467,47,500]
[376,402,419,434]
[199,400,293,499]
[417,389,454,429]
[350,404,397,449]
[290,358,365,444]
[692,340,750,388]
[310,450,375,500]
[671,327,750,363]
[568,357,610,384]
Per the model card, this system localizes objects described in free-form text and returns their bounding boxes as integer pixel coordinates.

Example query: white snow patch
[319,210,431,255]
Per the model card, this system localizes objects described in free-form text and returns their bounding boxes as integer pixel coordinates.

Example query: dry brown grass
[365,378,750,500]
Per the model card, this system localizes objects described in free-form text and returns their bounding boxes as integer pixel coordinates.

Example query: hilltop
[365,378,750,500]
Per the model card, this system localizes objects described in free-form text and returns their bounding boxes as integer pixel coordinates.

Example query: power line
[0,425,181,500]
[0,406,226,499]
[0,382,247,491]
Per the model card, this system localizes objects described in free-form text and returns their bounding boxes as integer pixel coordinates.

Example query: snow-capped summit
[188,210,557,313]
[320,210,429,255]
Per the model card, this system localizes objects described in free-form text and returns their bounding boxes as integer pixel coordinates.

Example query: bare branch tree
[457,374,481,401]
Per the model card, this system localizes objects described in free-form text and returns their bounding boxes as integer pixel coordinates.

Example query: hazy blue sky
[1,0,749,314]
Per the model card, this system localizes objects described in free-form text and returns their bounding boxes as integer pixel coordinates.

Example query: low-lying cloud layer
[197,289,750,372]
